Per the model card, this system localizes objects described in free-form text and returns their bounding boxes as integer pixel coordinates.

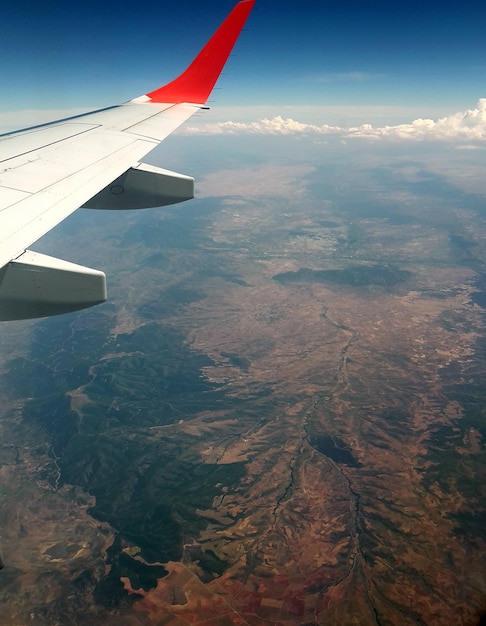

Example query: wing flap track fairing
[0,251,106,321]
[83,163,194,209]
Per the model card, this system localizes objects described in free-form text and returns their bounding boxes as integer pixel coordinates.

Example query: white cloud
[182,99,486,142]
[184,117,342,136]
[3,101,486,144]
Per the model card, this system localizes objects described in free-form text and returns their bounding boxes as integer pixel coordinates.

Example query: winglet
[145,0,255,105]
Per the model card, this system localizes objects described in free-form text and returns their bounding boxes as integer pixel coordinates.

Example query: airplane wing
[0,0,255,321]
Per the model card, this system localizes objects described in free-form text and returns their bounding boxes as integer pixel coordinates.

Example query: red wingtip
[146,0,255,104]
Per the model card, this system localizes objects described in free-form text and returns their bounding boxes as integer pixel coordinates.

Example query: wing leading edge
[0,0,255,321]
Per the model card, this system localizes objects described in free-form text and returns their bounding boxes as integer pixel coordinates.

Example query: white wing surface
[0,0,255,320]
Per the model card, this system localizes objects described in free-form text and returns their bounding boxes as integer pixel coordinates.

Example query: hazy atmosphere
[1,1,486,624]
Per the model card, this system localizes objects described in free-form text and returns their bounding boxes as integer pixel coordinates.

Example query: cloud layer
[183,99,486,142]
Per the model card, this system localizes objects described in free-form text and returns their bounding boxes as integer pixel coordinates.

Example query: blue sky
[1,1,486,122]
